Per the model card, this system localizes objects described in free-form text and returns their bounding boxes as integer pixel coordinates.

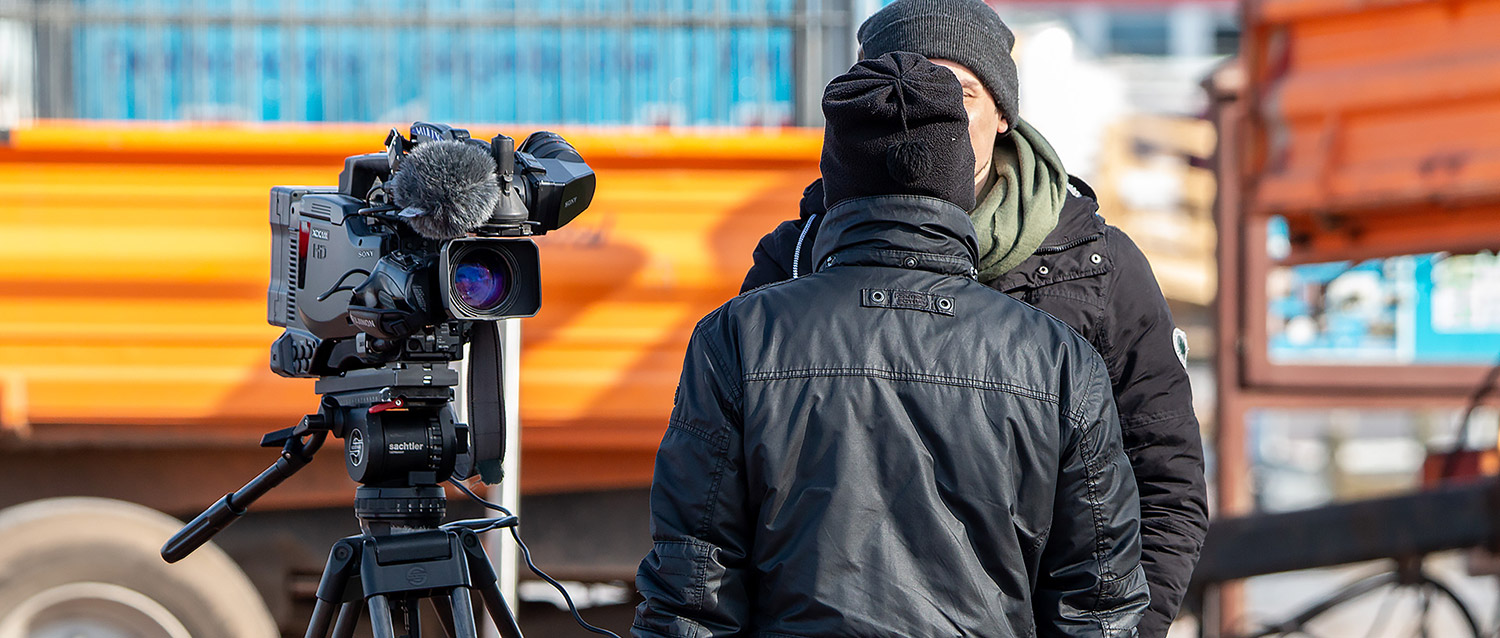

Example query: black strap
[465,321,506,484]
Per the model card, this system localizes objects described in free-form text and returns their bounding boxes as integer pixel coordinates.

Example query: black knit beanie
[858,0,1020,127]
[821,52,975,211]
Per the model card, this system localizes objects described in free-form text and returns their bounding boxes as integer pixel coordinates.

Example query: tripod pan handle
[161,494,242,563]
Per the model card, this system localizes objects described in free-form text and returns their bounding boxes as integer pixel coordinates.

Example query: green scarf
[969,120,1069,283]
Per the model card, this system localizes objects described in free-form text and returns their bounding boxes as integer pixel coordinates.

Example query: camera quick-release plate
[313,364,459,397]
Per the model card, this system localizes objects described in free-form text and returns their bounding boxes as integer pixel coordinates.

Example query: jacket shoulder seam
[736,275,803,298]
[1064,357,1104,430]
[743,367,1059,403]
[697,321,743,406]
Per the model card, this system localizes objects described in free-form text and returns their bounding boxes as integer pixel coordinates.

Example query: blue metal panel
[64,0,800,124]
[1267,218,1500,365]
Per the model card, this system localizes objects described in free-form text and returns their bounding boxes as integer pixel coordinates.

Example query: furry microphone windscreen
[390,140,502,240]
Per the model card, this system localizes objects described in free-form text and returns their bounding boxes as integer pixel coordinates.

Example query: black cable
[508,521,621,638]
[450,479,513,516]
[450,479,624,638]
[316,269,372,302]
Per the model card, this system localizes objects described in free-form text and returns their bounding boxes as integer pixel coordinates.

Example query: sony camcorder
[267,122,594,379]
[161,123,597,580]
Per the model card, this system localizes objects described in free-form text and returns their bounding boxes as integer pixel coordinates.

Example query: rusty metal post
[1206,60,1250,638]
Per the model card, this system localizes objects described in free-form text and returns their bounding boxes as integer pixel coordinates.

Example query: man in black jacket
[636,51,1148,638]
[739,2,1207,635]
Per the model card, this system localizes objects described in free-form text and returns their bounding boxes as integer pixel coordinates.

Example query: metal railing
[0,0,860,126]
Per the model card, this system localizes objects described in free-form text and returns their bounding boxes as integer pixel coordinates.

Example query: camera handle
[160,415,329,563]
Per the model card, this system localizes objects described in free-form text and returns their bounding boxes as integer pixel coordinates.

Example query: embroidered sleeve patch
[1173,327,1190,369]
[861,288,955,316]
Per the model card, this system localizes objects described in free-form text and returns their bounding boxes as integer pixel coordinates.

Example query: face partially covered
[929,59,1010,202]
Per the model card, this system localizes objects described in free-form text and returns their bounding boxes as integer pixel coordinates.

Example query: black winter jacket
[636,195,1150,638]
[739,178,1207,638]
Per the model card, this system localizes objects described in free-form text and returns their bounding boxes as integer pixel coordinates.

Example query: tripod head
[162,319,510,562]
[283,365,467,488]
[161,365,467,561]
[159,332,536,638]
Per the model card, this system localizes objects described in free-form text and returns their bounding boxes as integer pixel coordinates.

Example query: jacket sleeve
[739,178,827,293]
[1035,353,1150,638]
[739,218,805,293]
[633,311,753,638]
[1101,228,1210,637]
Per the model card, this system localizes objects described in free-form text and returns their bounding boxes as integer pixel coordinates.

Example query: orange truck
[0,122,820,635]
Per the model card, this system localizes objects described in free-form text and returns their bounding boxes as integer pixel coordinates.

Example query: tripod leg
[431,593,460,638]
[457,528,524,638]
[306,538,360,638]
[330,602,360,638]
[448,588,480,638]
[474,579,524,638]
[368,594,397,638]
[406,597,423,638]
[305,600,339,638]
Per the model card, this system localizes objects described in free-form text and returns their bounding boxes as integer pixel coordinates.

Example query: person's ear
[998,117,1010,135]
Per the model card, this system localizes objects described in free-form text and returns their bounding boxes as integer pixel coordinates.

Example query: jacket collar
[811,195,980,278]
[990,181,1110,292]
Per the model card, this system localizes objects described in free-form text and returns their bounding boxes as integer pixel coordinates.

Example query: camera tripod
[162,364,527,638]
[302,485,524,638]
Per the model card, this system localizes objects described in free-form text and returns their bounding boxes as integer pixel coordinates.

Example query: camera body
[262,123,592,486]
[266,123,593,379]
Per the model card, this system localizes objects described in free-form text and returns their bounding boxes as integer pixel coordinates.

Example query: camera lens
[453,250,510,311]
[442,238,540,320]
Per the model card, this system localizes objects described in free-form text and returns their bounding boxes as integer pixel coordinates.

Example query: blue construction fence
[40,0,842,125]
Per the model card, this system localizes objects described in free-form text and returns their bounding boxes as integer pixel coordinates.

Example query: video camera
[256,121,593,488]
[163,124,601,638]
[268,121,594,379]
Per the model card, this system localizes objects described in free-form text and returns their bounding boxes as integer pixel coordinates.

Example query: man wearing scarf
[740,2,1208,635]
[638,51,1147,638]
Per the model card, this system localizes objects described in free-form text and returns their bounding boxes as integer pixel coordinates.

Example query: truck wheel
[0,497,278,638]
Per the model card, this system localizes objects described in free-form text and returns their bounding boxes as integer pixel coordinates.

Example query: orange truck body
[1242,0,1500,264]
[0,122,819,510]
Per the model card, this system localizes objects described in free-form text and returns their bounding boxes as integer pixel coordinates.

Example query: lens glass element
[453,251,509,311]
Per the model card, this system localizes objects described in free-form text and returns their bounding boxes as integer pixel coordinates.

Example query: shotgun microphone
[389,139,501,240]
